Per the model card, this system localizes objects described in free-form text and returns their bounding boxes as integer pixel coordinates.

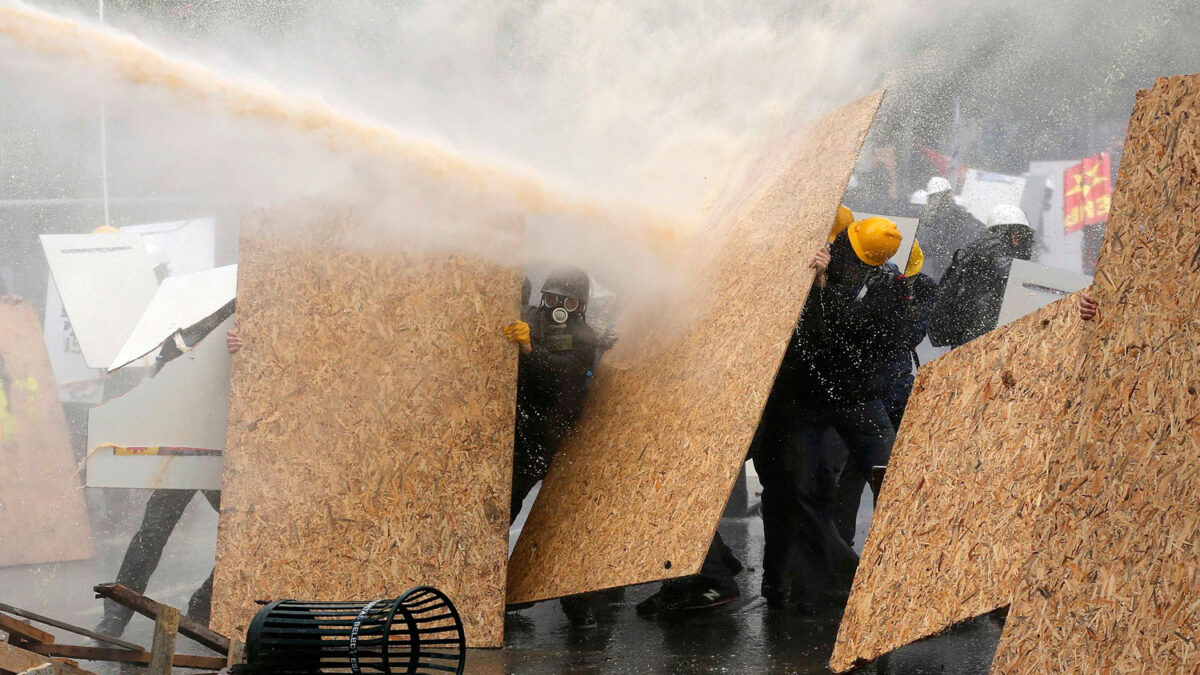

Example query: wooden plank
[0,302,94,565]
[0,605,141,652]
[0,642,53,674]
[0,643,93,675]
[829,295,1083,670]
[27,645,224,671]
[92,585,229,655]
[990,74,1200,673]
[0,615,54,645]
[146,607,178,675]
[224,642,243,669]
[506,92,884,603]
[210,205,519,647]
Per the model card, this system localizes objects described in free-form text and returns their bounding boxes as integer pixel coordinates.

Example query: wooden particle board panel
[0,302,94,565]
[210,205,519,648]
[990,74,1200,673]
[505,92,884,604]
[829,295,1083,671]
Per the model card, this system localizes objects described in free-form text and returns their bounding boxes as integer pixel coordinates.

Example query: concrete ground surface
[0,486,1002,674]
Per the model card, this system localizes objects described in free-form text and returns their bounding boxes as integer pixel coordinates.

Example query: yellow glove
[503,321,531,345]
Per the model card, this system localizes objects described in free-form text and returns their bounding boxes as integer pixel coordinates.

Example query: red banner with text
[1063,152,1112,234]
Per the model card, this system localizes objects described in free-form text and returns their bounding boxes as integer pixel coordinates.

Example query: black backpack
[928,248,990,347]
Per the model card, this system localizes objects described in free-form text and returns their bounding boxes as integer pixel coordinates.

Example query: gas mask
[540,292,583,351]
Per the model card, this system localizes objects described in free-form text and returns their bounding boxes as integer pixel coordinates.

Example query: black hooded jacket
[764,238,909,413]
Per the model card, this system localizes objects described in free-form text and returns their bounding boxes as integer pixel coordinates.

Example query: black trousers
[102,489,221,627]
[752,399,895,609]
[509,409,567,524]
[697,532,743,589]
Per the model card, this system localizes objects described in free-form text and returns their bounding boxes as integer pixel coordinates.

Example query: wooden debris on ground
[1,588,236,674]
[0,642,94,675]
[829,295,1083,671]
[0,302,93,566]
[211,204,519,647]
[990,73,1200,674]
[505,92,884,604]
[92,585,230,655]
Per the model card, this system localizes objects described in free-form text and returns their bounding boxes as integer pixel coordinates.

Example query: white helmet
[909,189,928,205]
[926,176,952,195]
[986,204,1029,228]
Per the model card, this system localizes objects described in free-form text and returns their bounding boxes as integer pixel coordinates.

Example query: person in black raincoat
[752,217,907,612]
[504,267,606,628]
[506,268,599,520]
[928,204,1035,348]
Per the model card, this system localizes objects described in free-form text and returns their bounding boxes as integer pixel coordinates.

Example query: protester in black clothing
[506,268,599,522]
[928,205,1035,348]
[505,267,607,629]
[913,177,985,282]
[834,242,936,546]
[753,218,906,612]
[637,204,866,618]
[635,532,744,617]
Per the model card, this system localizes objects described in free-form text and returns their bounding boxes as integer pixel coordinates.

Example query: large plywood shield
[991,73,1200,674]
[830,296,1083,670]
[211,206,519,648]
[0,302,94,565]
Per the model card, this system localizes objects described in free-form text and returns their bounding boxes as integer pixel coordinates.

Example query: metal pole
[98,0,111,228]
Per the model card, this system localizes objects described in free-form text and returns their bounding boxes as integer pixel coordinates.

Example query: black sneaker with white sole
[635,577,740,617]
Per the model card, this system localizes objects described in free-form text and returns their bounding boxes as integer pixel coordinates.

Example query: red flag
[1063,152,1113,234]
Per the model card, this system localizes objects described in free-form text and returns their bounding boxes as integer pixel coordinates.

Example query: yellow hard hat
[848,217,902,266]
[904,239,925,277]
[91,225,119,234]
[829,205,854,243]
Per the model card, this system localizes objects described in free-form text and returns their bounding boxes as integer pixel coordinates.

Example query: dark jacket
[766,267,909,412]
[929,230,1022,347]
[872,270,937,409]
[514,306,599,457]
[914,193,985,282]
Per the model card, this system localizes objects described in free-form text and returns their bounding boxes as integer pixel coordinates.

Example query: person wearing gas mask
[928,204,1035,348]
[752,216,907,613]
[504,267,604,628]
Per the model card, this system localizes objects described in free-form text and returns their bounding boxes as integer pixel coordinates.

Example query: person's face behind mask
[826,233,871,294]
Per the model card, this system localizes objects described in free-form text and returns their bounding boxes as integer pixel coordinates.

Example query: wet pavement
[0,487,1001,674]
[475,514,1003,674]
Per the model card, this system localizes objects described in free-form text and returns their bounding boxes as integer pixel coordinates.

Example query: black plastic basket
[239,586,466,675]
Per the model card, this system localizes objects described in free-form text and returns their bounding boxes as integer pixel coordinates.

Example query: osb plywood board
[829,296,1083,671]
[210,205,518,648]
[506,92,884,604]
[0,302,94,565]
[991,74,1200,673]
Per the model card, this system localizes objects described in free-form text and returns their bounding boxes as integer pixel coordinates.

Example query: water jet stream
[0,2,687,251]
